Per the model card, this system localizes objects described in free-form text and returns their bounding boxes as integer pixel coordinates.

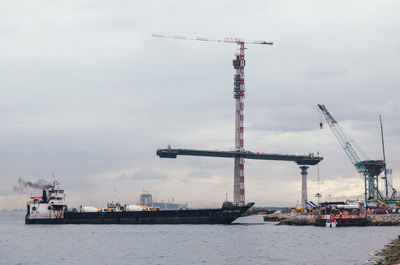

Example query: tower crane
[318,104,385,204]
[153,34,272,205]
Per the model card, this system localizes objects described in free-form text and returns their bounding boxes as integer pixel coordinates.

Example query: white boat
[325,219,337,228]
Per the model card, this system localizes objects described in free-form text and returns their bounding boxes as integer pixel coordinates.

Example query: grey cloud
[121,169,168,181]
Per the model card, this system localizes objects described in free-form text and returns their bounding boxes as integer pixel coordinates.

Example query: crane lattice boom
[318,104,376,201]
[152,34,273,45]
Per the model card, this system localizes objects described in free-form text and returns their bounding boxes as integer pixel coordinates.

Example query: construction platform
[156,148,323,166]
[360,160,385,177]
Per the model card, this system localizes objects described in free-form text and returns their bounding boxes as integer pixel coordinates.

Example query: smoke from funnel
[14,178,52,192]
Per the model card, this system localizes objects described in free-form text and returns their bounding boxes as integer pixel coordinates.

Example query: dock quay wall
[264,213,400,226]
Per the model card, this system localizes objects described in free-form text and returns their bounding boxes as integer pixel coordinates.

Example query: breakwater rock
[371,236,400,265]
[263,213,291,222]
[369,214,400,226]
[264,213,400,226]
[276,214,315,226]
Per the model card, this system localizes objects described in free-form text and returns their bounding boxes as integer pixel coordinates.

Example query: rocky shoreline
[263,213,400,226]
[371,236,400,265]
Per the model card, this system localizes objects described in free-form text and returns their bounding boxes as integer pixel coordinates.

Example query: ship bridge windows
[49,196,64,200]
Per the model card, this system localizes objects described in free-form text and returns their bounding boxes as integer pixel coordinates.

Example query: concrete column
[233,156,240,204]
[300,166,309,207]
[232,49,246,206]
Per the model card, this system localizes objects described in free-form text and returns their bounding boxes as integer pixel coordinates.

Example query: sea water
[0,211,398,265]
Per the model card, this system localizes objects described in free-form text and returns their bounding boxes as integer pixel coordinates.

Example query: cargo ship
[25,181,254,224]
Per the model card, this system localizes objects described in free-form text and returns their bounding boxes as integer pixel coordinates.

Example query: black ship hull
[25,203,254,225]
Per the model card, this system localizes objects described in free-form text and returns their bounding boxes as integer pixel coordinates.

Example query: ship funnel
[42,189,47,203]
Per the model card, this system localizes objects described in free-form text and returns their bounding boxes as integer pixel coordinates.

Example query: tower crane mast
[318,104,378,203]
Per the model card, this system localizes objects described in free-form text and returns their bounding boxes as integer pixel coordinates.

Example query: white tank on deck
[82,206,101,212]
[336,204,360,209]
[125,205,145,212]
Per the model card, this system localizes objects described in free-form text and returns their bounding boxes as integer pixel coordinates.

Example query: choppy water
[1,211,399,265]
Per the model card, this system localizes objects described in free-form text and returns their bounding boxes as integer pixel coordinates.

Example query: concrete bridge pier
[300,166,309,207]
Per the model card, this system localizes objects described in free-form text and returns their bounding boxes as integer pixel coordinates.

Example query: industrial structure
[152,34,273,205]
[157,148,321,165]
[157,148,322,207]
[318,104,398,205]
[153,34,322,206]
[379,114,389,198]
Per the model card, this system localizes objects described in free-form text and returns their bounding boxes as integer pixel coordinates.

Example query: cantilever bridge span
[157,148,322,165]
[157,148,323,207]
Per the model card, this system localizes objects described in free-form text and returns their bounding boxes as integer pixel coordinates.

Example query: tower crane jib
[151,34,273,45]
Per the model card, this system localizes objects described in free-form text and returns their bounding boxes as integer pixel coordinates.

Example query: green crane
[318,104,385,204]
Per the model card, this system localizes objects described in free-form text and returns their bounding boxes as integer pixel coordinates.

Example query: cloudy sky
[1,0,399,209]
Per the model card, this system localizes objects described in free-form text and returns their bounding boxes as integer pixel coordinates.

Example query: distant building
[140,193,187,210]
[140,194,153,206]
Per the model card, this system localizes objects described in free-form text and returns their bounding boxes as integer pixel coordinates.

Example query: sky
[1,0,399,209]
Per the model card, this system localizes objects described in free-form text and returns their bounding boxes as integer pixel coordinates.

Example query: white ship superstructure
[26,181,67,220]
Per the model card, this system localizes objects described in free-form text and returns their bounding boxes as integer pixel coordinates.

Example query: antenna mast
[380,114,388,199]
